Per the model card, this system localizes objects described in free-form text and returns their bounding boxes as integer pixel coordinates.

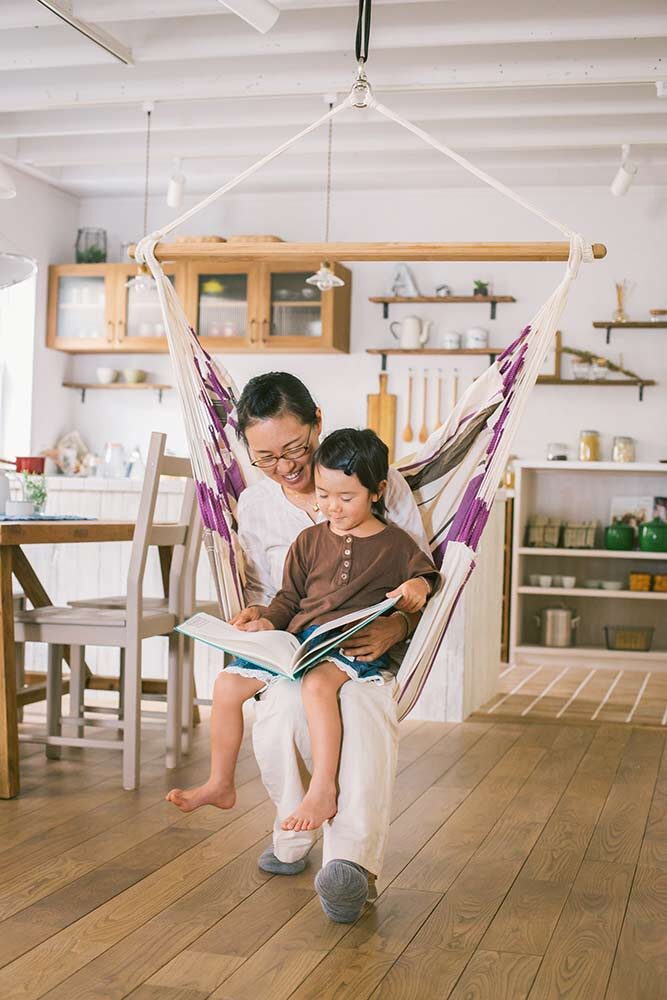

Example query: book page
[294,597,398,672]
[176,613,301,675]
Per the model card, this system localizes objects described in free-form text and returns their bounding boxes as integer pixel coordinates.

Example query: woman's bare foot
[281,784,337,832]
[165,780,236,814]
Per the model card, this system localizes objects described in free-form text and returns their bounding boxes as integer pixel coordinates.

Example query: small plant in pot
[473,279,490,297]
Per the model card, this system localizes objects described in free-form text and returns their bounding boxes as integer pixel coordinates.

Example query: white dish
[5,500,35,516]
[123,369,147,384]
[96,367,118,384]
[584,579,601,588]
[601,580,623,590]
[560,576,577,589]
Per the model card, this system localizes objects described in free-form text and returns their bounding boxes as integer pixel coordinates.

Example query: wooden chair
[14,432,197,789]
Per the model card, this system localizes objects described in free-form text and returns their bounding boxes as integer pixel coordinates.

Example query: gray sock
[258,848,308,875]
[314,859,369,923]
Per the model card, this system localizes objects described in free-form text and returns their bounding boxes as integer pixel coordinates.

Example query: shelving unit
[593,320,667,344]
[510,461,667,671]
[369,294,516,320]
[63,382,172,403]
[367,346,502,369]
[535,377,655,401]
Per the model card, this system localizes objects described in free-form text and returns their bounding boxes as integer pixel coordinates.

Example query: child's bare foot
[281,784,337,832]
[165,780,236,814]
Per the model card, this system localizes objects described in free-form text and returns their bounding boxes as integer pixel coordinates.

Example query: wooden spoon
[436,368,443,428]
[402,369,414,442]
[451,368,459,409]
[418,370,429,443]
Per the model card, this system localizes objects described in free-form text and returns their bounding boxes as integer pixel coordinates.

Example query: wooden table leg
[0,547,19,798]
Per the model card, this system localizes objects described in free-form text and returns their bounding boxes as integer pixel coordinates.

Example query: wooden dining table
[0,519,143,798]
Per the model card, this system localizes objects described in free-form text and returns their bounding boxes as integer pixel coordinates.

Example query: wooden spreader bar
[132,241,607,263]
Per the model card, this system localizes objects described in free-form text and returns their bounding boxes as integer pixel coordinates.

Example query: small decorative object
[604,625,653,653]
[389,315,431,349]
[649,308,667,322]
[563,520,598,548]
[578,429,600,462]
[441,330,461,349]
[22,472,47,514]
[435,283,452,297]
[123,368,147,383]
[472,279,490,297]
[546,442,568,461]
[96,367,119,384]
[612,436,635,463]
[42,430,90,476]
[525,515,562,548]
[560,575,577,588]
[463,327,489,349]
[652,574,667,592]
[609,495,653,529]
[389,263,419,297]
[572,361,591,380]
[604,523,635,550]
[638,518,667,552]
[612,279,631,323]
[590,357,609,380]
[502,455,517,489]
[629,572,652,591]
[75,227,107,263]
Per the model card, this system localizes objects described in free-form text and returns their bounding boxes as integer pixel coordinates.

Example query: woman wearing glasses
[236,373,429,923]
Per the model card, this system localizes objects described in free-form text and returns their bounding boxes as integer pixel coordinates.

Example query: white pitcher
[389,315,431,349]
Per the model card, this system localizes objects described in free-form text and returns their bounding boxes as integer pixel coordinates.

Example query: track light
[610,144,638,197]
[216,0,279,34]
[0,162,17,199]
[167,158,185,208]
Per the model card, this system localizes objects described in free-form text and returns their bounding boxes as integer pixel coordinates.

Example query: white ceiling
[1,0,666,198]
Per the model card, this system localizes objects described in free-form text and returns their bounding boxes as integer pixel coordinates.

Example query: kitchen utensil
[584,580,601,588]
[537,575,552,588]
[96,367,118,384]
[612,436,635,462]
[366,371,397,463]
[578,429,600,461]
[546,442,568,461]
[5,500,35,517]
[463,327,489,349]
[604,625,653,652]
[560,576,577,589]
[402,370,414,443]
[601,580,623,590]
[604,523,634,550]
[15,457,45,474]
[123,369,147,384]
[638,517,667,552]
[418,371,429,443]
[436,369,444,428]
[441,330,461,349]
[389,316,431,350]
[535,606,580,647]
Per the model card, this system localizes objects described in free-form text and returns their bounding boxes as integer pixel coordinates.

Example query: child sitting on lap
[167,428,438,829]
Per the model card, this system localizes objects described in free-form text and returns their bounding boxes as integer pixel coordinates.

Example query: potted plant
[473,280,490,297]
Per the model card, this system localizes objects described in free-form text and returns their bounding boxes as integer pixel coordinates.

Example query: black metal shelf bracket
[606,325,612,344]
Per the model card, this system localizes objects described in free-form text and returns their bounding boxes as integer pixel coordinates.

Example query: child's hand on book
[386,577,431,613]
[235,617,275,632]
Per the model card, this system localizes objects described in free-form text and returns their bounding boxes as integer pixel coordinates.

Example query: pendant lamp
[0,165,37,290]
[126,103,157,291]
[306,98,344,292]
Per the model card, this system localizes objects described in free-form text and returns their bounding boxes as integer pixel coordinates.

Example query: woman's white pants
[252,675,400,876]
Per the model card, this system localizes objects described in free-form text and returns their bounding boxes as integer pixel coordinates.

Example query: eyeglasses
[250,427,315,469]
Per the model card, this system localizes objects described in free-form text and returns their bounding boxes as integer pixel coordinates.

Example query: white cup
[5,500,35,517]
[538,575,552,587]
[528,574,540,586]
[463,327,489,349]
[441,330,461,349]
[561,575,577,589]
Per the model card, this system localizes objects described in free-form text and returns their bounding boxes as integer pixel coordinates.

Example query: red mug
[15,456,45,474]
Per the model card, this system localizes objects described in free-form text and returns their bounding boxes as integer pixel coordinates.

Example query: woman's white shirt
[237,467,430,606]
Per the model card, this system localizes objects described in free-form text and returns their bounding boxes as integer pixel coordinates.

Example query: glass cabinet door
[50,270,112,348]
[266,270,323,344]
[116,265,181,350]
[185,265,254,349]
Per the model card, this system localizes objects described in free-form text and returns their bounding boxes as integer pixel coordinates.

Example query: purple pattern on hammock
[497,324,531,362]
[398,407,481,474]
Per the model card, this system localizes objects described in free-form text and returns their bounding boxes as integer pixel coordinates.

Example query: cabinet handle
[249,317,257,344]
[106,319,114,342]
[261,317,268,345]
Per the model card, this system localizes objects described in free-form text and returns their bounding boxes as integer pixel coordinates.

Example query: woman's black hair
[313,428,389,518]
[235,372,318,442]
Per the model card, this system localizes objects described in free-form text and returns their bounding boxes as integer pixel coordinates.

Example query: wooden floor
[1,709,666,999]
[474,663,667,728]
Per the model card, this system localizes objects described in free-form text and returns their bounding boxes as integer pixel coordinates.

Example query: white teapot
[389,315,431,349]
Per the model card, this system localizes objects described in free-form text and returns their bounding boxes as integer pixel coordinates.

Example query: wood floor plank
[447,949,542,999]
[480,877,571,956]
[604,863,667,1000]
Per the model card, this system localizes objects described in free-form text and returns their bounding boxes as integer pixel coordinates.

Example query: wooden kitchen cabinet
[47,262,185,353]
[48,259,350,354]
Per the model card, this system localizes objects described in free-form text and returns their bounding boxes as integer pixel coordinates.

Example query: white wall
[0,166,79,456]
[56,183,667,465]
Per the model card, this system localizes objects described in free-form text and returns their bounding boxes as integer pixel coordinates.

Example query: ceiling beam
[32,0,133,65]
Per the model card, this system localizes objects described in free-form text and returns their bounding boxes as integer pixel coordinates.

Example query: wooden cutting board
[367,371,397,463]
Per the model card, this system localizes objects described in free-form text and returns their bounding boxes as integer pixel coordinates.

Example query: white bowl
[601,580,623,590]
[584,579,601,588]
[122,369,147,384]
[96,367,118,384]
[561,576,577,589]
[538,575,552,588]
[5,500,35,517]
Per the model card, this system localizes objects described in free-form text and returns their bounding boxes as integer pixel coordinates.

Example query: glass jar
[547,442,568,461]
[22,472,47,514]
[612,436,635,463]
[103,442,126,478]
[579,429,600,462]
[502,455,517,489]
[75,227,107,263]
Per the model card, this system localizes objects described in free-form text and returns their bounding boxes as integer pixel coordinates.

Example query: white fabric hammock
[136,80,595,721]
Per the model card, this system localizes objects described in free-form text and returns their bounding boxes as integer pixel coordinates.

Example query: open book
[176,596,398,679]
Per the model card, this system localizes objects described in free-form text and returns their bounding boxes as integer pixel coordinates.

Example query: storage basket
[603,625,654,652]
[653,574,667,593]
[628,572,652,591]
[562,520,598,549]
[526,516,562,548]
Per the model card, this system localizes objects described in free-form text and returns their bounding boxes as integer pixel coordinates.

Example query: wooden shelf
[63,382,172,403]
[514,644,667,668]
[519,586,667,601]
[367,347,502,368]
[536,377,655,401]
[271,300,321,308]
[592,320,667,343]
[518,547,667,561]
[369,294,516,319]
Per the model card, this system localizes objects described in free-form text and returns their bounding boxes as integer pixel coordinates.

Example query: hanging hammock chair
[134,50,605,721]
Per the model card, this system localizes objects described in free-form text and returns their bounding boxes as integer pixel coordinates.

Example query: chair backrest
[125,433,197,624]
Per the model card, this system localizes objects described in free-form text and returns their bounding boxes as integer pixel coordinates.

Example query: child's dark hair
[313,428,389,517]
[235,372,318,443]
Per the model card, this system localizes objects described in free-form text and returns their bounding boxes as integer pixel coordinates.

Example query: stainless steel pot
[535,606,580,647]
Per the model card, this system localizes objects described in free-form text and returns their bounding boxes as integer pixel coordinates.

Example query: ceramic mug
[463,327,489,349]
[538,575,552,588]
[441,330,461,349]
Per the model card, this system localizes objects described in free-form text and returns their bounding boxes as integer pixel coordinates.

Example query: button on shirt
[237,466,431,607]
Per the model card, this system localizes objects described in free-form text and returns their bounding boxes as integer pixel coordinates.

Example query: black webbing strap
[355,0,372,66]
